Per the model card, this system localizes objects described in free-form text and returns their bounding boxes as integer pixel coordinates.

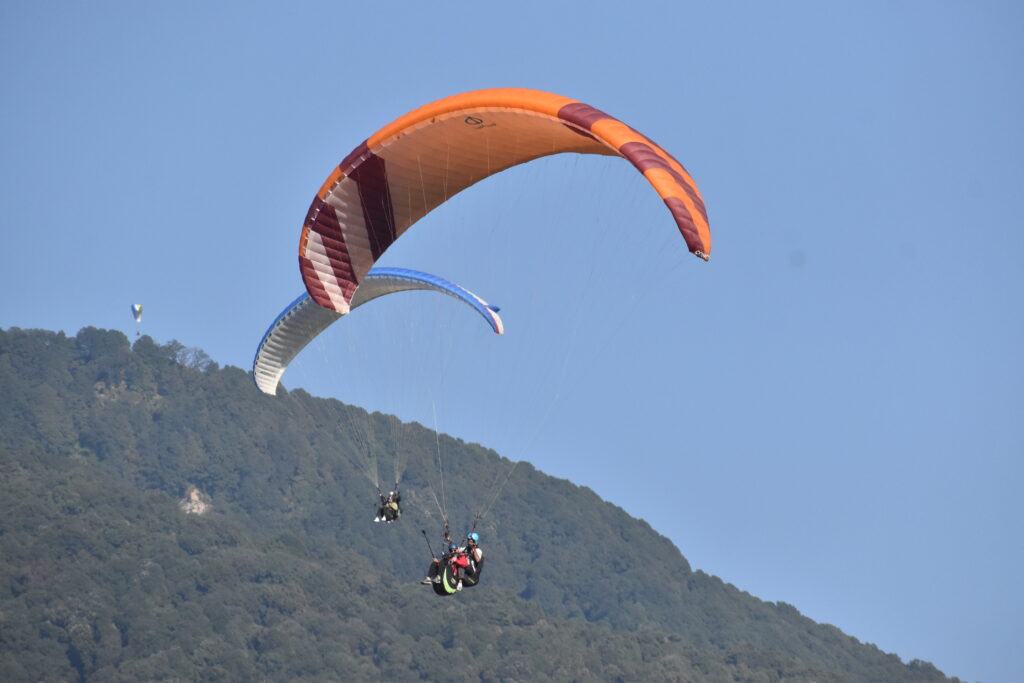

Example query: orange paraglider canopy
[299,88,710,313]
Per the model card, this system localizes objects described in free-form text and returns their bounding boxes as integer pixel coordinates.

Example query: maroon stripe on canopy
[303,196,359,302]
[557,102,611,131]
[312,233,350,262]
[349,153,397,260]
[619,141,707,220]
[299,256,332,308]
[305,197,345,245]
[663,198,704,255]
[339,140,370,174]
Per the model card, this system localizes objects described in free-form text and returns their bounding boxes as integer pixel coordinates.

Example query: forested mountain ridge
[0,326,961,681]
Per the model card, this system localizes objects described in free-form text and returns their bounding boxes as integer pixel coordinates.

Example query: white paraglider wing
[253,267,503,396]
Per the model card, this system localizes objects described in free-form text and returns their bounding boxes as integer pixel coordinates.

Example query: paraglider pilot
[462,532,484,587]
[422,541,463,586]
[421,532,483,592]
[374,489,401,523]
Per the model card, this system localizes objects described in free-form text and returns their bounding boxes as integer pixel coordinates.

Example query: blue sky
[2,2,1021,681]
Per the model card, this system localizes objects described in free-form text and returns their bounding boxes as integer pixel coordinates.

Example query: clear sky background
[2,2,1021,681]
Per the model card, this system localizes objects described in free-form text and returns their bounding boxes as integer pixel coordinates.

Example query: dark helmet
[449,541,459,551]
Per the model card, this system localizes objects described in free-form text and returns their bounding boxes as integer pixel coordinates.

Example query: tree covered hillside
[0,327,961,682]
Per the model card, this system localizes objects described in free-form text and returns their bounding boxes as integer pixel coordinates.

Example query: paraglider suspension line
[432,399,448,519]
[473,460,520,531]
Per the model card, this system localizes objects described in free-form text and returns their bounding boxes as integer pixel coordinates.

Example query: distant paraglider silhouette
[131,304,143,336]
